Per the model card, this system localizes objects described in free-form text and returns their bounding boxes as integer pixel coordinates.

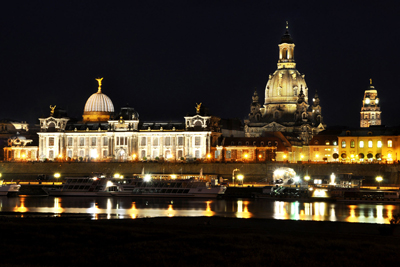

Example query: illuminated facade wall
[38,115,211,162]
[338,133,399,163]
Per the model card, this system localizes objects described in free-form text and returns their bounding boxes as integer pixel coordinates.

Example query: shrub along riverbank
[0,216,399,266]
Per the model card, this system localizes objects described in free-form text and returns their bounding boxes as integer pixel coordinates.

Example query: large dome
[264,69,308,105]
[82,78,114,122]
[84,92,114,113]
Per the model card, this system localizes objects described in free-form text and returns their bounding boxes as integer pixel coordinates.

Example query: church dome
[82,78,114,122]
[265,69,308,105]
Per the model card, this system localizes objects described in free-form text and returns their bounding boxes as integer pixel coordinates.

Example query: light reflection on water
[0,196,399,224]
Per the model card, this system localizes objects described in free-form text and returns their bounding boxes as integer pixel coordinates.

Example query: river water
[1,196,399,224]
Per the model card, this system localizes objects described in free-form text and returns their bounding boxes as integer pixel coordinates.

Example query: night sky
[1,1,399,128]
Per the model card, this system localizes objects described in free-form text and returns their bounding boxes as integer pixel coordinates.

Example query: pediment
[262,122,287,131]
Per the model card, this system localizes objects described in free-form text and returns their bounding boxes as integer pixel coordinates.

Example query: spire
[95,77,103,93]
[297,85,305,103]
[313,90,320,106]
[280,21,294,44]
[252,88,259,103]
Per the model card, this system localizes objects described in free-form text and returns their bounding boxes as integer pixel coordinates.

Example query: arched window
[359,141,364,148]
[368,140,373,148]
[246,141,249,145]
[388,139,393,148]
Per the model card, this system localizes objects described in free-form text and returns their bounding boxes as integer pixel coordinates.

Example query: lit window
[325,140,330,145]
[368,140,373,148]
[333,141,337,146]
[341,140,346,148]
[377,141,382,148]
[350,140,355,148]
[195,137,201,146]
[365,98,370,104]
[388,139,393,148]
[359,141,364,148]
[49,137,54,146]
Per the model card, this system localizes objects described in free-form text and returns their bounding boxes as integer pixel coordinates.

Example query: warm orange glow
[283,154,287,159]
[132,154,137,159]
[207,154,211,159]
[21,154,26,159]
[58,154,62,159]
[258,154,262,158]
[244,154,248,158]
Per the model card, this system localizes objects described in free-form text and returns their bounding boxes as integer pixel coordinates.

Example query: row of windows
[230,141,279,146]
[140,136,198,146]
[48,136,203,147]
[139,149,189,159]
[341,140,392,148]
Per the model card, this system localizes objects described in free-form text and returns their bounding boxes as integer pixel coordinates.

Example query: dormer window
[365,98,370,104]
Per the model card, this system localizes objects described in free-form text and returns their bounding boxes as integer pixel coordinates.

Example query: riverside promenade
[1,161,400,184]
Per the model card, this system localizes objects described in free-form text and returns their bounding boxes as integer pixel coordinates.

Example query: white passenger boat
[0,180,21,196]
[43,176,226,198]
[111,178,226,198]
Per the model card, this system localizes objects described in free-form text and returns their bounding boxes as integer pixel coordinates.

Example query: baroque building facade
[360,80,381,127]
[244,24,325,148]
[38,79,213,161]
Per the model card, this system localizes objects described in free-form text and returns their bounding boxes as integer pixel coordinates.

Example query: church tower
[360,79,381,127]
[244,22,325,146]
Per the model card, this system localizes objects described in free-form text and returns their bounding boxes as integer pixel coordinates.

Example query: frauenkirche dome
[82,78,114,122]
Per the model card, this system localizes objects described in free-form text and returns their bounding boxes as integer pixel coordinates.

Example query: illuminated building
[3,134,38,161]
[338,127,400,163]
[308,130,340,162]
[360,79,381,127]
[245,23,325,145]
[38,78,212,161]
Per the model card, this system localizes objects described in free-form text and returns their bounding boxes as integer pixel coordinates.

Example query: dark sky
[1,1,399,127]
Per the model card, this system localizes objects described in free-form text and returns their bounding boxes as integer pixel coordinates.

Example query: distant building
[244,23,325,148]
[360,80,381,127]
[3,134,38,161]
[0,119,34,161]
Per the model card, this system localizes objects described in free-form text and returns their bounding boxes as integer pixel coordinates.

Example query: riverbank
[0,216,399,266]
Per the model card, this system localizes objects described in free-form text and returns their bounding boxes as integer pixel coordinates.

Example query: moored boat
[43,176,226,198]
[0,180,21,196]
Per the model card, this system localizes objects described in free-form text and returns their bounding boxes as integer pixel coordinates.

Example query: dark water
[1,196,399,224]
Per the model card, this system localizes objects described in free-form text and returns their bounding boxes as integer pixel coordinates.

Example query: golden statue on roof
[50,105,56,116]
[196,103,202,113]
[96,77,104,92]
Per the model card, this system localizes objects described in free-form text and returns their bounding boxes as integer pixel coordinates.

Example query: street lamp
[232,168,239,186]
[54,173,61,179]
[376,176,383,189]
[237,174,244,186]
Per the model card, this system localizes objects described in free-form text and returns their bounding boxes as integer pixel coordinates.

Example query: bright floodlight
[144,174,151,182]
[376,176,383,182]
[171,175,177,179]
[304,175,310,181]
[114,173,121,178]
[294,176,300,183]
[54,173,61,178]
[237,174,244,180]
[106,181,114,187]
